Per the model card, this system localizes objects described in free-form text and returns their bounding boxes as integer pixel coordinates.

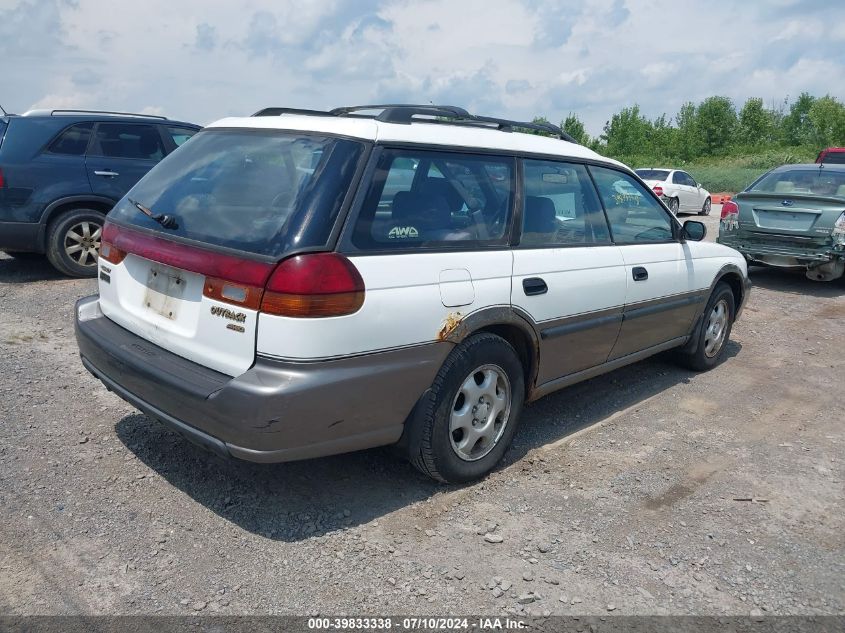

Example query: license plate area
[144,264,186,320]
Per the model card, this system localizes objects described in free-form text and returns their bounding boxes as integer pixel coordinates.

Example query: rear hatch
[98,128,365,376]
[734,167,845,247]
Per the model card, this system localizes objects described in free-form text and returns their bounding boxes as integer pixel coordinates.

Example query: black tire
[669,197,680,215]
[675,282,735,372]
[699,198,712,216]
[45,209,104,278]
[408,332,525,483]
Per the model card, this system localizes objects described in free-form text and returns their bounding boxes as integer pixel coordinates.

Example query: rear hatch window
[749,168,845,197]
[635,169,669,181]
[108,129,365,257]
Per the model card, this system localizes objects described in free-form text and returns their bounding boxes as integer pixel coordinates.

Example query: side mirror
[682,220,706,241]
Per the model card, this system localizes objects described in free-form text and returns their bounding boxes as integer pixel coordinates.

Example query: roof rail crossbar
[252,107,334,117]
[50,109,168,120]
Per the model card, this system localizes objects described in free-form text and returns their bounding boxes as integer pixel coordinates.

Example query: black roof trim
[251,104,579,144]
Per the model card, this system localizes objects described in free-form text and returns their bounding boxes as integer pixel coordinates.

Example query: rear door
[322,147,515,361]
[672,170,694,211]
[85,122,167,202]
[590,165,702,358]
[511,159,626,382]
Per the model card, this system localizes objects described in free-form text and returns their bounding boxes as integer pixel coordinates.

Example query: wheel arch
[438,306,541,399]
[38,196,116,249]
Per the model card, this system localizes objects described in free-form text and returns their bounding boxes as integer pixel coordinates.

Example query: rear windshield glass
[108,130,365,256]
[749,168,845,197]
[634,169,670,181]
[820,151,845,164]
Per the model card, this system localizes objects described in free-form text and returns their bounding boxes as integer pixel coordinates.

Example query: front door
[511,160,627,383]
[589,165,701,359]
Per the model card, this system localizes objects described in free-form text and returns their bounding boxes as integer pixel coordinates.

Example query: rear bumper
[717,236,844,266]
[74,295,449,463]
[0,221,41,252]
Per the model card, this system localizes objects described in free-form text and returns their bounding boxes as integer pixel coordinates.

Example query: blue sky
[3,0,844,135]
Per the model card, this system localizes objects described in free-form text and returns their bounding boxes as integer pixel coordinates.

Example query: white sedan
[635,168,712,216]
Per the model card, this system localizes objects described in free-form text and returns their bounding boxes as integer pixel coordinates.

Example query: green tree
[782,92,816,146]
[602,105,653,158]
[561,112,590,145]
[807,95,845,147]
[737,97,773,147]
[649,113,676,160]
[673,102,701,160]
[696,96,737,155]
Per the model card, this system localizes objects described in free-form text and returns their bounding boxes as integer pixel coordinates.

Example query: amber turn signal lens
[261,290,365,318]
[99,241,127,265]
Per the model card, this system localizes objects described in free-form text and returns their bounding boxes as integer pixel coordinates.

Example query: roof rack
[23,109,168,120]
[251,104,578,144]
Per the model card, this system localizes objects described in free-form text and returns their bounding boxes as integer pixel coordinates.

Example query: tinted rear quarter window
[351,148,514,250]
[47,122,94,155]
[92,123,165,160]
[167,126,197,147]
[109,130,365,256]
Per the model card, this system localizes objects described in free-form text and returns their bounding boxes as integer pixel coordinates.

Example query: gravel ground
[1,209,843,617]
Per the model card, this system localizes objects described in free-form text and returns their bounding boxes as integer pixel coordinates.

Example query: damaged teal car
[718,164,845,281]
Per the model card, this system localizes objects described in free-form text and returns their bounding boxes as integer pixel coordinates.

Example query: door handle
[522,277,548,296]
[632,266,649,281]
[94,170,119,177]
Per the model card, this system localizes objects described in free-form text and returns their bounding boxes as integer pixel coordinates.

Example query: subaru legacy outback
[75,105,750,482]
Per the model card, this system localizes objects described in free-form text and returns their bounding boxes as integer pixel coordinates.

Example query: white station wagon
[75,105,750,482]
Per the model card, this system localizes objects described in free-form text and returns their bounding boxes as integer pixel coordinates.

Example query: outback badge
[210,305,247,324]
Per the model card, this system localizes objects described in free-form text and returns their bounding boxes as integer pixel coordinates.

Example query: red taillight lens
[720,200,739,219]
[0,167,5,188]
[99,241,127,265]
[261,253,365,318]
[653,185,664,197]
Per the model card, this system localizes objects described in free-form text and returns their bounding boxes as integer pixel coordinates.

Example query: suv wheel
[675,282,735,371]
[46,209,104,278]
[408,332,525,483]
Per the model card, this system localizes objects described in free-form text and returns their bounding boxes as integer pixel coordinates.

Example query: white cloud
[4,0,845,135]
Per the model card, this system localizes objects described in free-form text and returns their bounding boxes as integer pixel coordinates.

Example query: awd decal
[388,226,420,239]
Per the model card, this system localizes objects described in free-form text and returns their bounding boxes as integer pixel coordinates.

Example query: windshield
[635,169,669,181]
[109,130,364,256]
[748,168,845,198]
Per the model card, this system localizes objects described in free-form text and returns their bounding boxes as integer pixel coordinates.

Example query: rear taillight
[0,167,5,189]
[261,253,365,318]
[101,222,365,318]
[100,223,127,264]
[720,200,739,220]
[833,212,845,246]
[653,185,663,197]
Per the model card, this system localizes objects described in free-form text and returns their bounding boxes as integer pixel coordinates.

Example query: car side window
[166,126,197,147]
[91,123,165,161]
[590,166,676,244]
[672,171,685,185]
[47,123,94,155]
[521,160,610,247]
[680,172,696,187]
[351,149,513,250]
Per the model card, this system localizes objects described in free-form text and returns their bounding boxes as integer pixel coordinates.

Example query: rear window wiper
[128,198,178,229]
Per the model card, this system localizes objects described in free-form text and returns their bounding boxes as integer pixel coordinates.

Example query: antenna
[0,104,7,116]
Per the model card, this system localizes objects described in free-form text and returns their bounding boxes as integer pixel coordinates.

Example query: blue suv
[0,109,200,276]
